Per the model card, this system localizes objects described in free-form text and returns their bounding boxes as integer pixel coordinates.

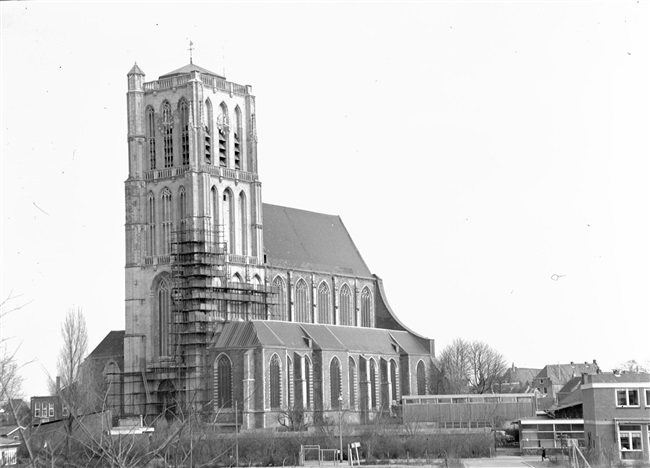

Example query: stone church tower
[124,62,271,416]
[122,60,435,427]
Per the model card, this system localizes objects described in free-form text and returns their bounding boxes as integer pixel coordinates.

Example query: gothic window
[147,193,156,257]
[389,359,398,403]
[239,191,248,256]
[218,103,228,167]
[211,186,219,240]
[157,277,171,356]
[305,357,312,408]
[286,356,293,408]
[146,107,156,170]
[340,284,353,326]
[232,273,242,283]
[416,360,426,396]
[273,276,288,321]
[370,359,378,409]
[215,355,232,409]
[348,357,356,408]
[318,282,332,324]
[270,354,282,409]
[178,186,186,228]
[360,287,372,327]
[223,189,234,254]
[162,101,173,168]
[330,357,342,409]
[234,106,242,170]
[161,189,172,255]
[179,99,189,166]
[205,99,213,164]
[295,279,310,323]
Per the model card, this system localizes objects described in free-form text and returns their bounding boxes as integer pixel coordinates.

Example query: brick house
[30,395,67,425]
[581,372,650,462]
[533,361,599,410]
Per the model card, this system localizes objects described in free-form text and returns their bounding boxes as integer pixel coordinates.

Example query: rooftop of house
[536,362,599,384]
[502,365,542,384]
[582,371,650,385]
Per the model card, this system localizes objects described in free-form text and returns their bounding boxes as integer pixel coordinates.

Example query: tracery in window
[389,359,398,403]
[295,279,311,323]
[218,102,229,167]
[340,284,353,326]
[161,101,173,168]
[318,282,332,324]
[239,191,248,256]
[215,355,232,409]
[370,359,378,409]
[360,286,372,327]
[147,193,156,257]
[161,189,172,255]
[205,99,213,164]
[273,276,288,321]
[330,357,342,409]
[157,277,171,356]
[416,360,427,396]
[270,354,282,409]
[287,356,293,408]
[348,357,356,408]
[147,107,156,170]
[234,106,242,170]
[179,99,189,166]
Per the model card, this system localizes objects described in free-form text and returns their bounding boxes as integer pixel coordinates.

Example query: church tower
[123,61,271,417]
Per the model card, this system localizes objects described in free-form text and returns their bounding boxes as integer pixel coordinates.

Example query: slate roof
[262,204,371,277]
[128,63,145,76]
[87,331,125,359]
[212,320,431,356]
[159,63,225,80]
[502,367,541,385]
[536,363,597,384]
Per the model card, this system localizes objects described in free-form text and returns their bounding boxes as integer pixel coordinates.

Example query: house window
[619,425,642,458]
[270,355,282,409]
[645,389,650,407]
[49,403,54,417]
[62,405,69,417]
[215,355,232,409]
[330,357,341,409]
[34,404,40,417]
[180,99,189,166]
[617,389,640,407]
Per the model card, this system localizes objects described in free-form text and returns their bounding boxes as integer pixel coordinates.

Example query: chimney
[55,376,61,394]
[570,361,574,367]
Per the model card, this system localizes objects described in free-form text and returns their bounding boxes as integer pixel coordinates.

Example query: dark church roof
[213,320,431,356]
[159,63,225,80]
[262,204,372,277]
[87,331,125,360]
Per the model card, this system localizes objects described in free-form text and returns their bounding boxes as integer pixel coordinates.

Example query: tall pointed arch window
[205,99,213,164]
[239,191,248,256]
[295,279,310,323]
[178,187,186,228]
[416,361,427,396]
[161,101,173,168]
[147,107,156,170]
[270,355,282,409]
[330,358,342,409]
[305,357,312,408]
[389,359,398,403]
[147,193,156,257]
[360,287,372,327]
[215,355,232,409]
[370,359,378,409]
[340,284,353,326]
[218,103,229,167]
[348,357,356,408]
[210,186,219,242]
[234,106,242,170]
[179,99,189,166]
[318,282,331,324]
[223,189,234,254]
[161,189,173,255]
[157,277,171,356]
[286,356,293,408]
[273,276,288,321]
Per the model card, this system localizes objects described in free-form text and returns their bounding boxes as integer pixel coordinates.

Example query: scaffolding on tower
[168,224,277,414]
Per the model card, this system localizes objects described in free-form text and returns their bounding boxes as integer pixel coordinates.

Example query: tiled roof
[263,204,372,277]
[212,320,431,356]
[502,367,541,384]
[536,363,597,384]
[159,63,225,80]
[87,331,125,359]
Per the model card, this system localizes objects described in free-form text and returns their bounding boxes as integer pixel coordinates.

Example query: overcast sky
[1,1,648,398]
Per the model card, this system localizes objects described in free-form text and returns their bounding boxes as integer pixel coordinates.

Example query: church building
[115,60,435,428]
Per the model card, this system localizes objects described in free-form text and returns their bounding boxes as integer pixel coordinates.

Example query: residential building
[30,395,66,425]
[533,361,599,409]
[497,364,541,393]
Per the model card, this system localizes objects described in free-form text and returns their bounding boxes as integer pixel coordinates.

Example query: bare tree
[56,306,89,411]
[434,338,506,394]
[618,359,650,373]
